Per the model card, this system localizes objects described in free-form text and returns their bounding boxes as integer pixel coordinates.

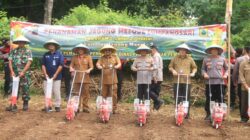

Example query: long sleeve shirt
[152,52,163,82]
[168,55,197,84]
[239,58,250,91]
[232,55,249,84]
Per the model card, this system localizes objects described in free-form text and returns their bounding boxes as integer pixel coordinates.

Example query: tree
[44,0,54,24]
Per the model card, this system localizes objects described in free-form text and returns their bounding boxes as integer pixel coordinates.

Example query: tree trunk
[44,0,54,24]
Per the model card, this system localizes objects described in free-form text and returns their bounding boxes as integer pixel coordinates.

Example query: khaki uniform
[169,54,197,117]
[168,55,197,84]
[70,55,93,110]
[239,59,250,120]
[97,54,120,111]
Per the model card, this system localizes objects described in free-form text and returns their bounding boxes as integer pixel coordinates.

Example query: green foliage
[162,94,174,105]
[54,4,150,26]
[0,10,26,40]
[54,3,194,27]
[125,95,135,103]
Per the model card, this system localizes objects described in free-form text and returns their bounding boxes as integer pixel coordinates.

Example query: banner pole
[226,0,233,120]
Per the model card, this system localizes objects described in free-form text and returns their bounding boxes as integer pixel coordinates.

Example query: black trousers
[173,83,191,117]
[62,67,71,98]
[117,69,123,101]
[230,77,236,107]
[205,84,226,115]
[237,84,242,114]
[150,81,162,104]
[4,63,11,95]
[137,84,150,101]
[241,90,249,120]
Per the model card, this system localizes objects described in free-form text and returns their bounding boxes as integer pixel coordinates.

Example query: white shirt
[152,52,163,81]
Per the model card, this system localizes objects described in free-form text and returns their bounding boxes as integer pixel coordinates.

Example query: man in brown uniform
[239,47,250,123]
[70,44,93,113]
[96,44,121,113]
[169,43,197,119]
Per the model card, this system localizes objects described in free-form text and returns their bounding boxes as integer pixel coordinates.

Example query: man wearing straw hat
[70,44,93,113]
[96,44,121,114]
[131,44,164,109]
[6,36,33,112]
[169,43,197,119]
[41,39,64,112]
[201,45,228,120]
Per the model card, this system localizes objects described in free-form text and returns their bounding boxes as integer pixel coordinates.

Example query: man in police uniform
[201,45,228,120]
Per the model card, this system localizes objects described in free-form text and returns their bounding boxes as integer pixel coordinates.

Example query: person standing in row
[233,47,249,115]
[239,47,250,123]
[0,38,11,98]
[6,36,33,112]
[169,43,197,119]
[202,45,228,120]
[62,57,71,101]
[96,44,121,114]
[150,44,164,110]
[236,46,250,122]
[70,44,93,113]
[131,44,164,110]
[41,39,64,112]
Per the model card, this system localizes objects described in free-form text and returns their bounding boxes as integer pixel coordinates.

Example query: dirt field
[0,95,249,140]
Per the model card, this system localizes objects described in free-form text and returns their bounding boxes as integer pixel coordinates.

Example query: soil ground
[0,95,250,140]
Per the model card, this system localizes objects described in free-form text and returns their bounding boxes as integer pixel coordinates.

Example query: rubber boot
[23,101,29,111]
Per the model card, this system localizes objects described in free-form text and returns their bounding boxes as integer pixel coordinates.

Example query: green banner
[10,21,227,60]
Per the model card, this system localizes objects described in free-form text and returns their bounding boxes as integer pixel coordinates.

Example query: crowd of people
[0,36,249,123]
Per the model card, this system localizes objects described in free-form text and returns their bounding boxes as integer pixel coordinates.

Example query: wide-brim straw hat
[43,39,60,50]
[13,36,30,44]
[72,43,90,54]
[135,44,151,54]
[174,43,191,54]
[100,44,116,53]
[205,45,224,55]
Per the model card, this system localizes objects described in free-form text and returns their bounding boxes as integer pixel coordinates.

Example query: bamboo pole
[226,0,233,119]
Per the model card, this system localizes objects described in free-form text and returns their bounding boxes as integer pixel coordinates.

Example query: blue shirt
[42,51,64,80]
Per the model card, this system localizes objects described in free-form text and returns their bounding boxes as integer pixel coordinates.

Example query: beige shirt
[96,55,120,84]
[169,55,197,84]
[152,52,163,82]
[132,56,153,84]
[239,59,250,91]
[70,55,93,83]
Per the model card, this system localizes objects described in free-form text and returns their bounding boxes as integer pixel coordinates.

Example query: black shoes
[42,107,53,113]
[204,114,211,120]
[154,99,164,110]
[6,104,18,112]
[23,101,29,111]
[55,107,60,112]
